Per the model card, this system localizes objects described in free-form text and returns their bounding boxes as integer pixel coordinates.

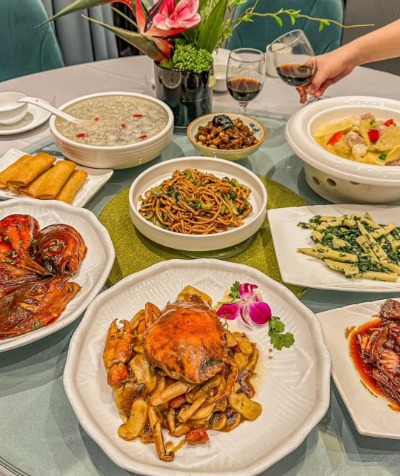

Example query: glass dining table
[1,56,400,476]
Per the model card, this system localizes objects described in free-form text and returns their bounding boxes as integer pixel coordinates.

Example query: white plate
[0,104,51,135]
[268,204,400,292]
[0,198,115,352]
[317,299,400,438]
[0,148,113,207]
[64,259,330,476]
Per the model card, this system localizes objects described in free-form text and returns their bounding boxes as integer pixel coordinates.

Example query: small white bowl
[285,96,400,204]
[129,156,267,252]
[0,92,28,125]
[187,113,267,161]
[49,92,174,170]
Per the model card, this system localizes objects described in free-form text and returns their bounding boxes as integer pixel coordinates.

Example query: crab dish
[350,299,400,408]
[102,286,262,462]
[0,213,87,339]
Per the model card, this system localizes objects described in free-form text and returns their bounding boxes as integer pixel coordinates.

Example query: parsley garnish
[268,316,295,350]
[228,281,240,300]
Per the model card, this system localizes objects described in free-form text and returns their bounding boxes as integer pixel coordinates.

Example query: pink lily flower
[136,0,196,39]
[153,0,201,31]
[217,283,272,326]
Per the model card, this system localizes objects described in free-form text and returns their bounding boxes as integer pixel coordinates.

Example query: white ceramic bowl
[285,96,400,204]
[0,92,28,125]
[187,112,267,161]
[129,156,267,252]
[49,92,174,170]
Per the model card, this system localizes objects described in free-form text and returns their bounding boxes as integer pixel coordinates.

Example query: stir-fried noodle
[139,168,252,234]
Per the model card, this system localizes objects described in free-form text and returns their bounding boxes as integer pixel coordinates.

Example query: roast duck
[0,214,87,339]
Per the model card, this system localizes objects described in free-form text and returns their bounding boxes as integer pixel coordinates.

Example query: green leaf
[111,6,137,29]
[196,0,228,52]
[82,15,169,61]
[269,316,285,333]
[274,16,283,27]
[44,0,112,23]
[229,281,240,300]
[270,332,284,350]
[268,316,295,350]
[319,22,325,32]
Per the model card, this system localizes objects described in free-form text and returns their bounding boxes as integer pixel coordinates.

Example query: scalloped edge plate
[64,259,330,476]
[0,198,115,352]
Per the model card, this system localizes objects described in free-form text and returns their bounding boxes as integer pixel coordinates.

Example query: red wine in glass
[268,30,317,103]
[276,63,314,87]
[227,77,262,102]
[226,48,265,114]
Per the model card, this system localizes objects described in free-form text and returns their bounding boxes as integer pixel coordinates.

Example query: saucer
[0,104,51,136]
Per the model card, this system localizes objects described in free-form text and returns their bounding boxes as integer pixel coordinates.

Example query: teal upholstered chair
[0,0,64,82]
[227,0,344,55]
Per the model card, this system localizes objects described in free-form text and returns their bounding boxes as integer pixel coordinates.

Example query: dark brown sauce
[349,319,400,411]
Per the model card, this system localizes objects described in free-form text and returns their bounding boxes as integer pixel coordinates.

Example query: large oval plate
[63,259,330,476]
[0,198,115,352]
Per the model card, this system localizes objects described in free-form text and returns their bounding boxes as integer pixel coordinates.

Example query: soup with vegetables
[55,95,169,147]
[313,113,400,165]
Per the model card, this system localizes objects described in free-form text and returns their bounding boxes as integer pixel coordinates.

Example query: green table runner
[99,176,307,296]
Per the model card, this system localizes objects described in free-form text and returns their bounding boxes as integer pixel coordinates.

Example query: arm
[300,19,400,102]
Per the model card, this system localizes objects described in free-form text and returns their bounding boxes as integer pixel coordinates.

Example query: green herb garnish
[228,281,240,301]
[268,316,295,350]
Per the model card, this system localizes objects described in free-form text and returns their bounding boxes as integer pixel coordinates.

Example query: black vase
[154,62,213,129]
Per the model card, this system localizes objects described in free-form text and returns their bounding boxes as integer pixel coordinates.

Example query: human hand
[298,50,356,104]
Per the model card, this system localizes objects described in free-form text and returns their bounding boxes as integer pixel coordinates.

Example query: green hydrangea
[161,45,213,74]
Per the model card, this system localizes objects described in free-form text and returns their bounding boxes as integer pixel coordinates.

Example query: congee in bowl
[50,92,174,169]
[56,95,169,146]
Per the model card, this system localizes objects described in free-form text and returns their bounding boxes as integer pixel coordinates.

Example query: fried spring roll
[55,169,88,204]
[35,160,77,199]
[18,167,54,197]
[6,152,56,188]
[0,154,35,189]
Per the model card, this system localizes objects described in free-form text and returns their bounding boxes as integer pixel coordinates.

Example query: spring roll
[35,160,77,199]
[18,167,54,197]
[6,152,56,188]
[0,154,35,189]
[55,169,88,204]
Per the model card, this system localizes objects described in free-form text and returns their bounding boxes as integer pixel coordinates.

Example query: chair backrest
[341,0,400,75]
[0,0,64,82]
[226,0,344,55]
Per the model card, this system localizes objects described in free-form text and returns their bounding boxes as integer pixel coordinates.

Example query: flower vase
[154,62,213,129]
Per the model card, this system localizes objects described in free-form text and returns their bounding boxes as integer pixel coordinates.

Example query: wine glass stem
[239,101,248,115]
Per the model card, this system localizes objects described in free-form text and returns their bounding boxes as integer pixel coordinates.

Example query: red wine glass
[267,30,316,103]
[226,48,265,115]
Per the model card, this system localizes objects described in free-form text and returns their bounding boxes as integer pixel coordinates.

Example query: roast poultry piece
[0,213,87,339]
[0,261,42,298]
[0,276,80,339]
[0,214,47,275]
[33,224,87,275]
[102,286,262,462]
[355,299,400,405]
